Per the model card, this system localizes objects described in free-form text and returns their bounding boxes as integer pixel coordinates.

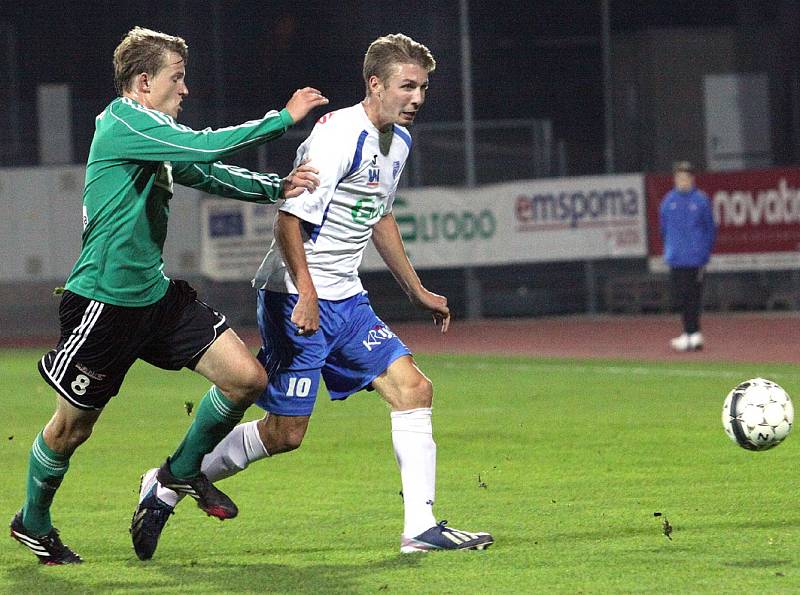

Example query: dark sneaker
[130,468,175,560]
[400,520,493,553]
[156,459,238,520]
[9,511,83,565]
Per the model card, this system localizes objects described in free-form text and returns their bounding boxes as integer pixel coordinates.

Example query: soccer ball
[722,378,793,451]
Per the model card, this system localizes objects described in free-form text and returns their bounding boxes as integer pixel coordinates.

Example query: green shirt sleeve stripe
[212,163,281,187]
[192,163,280,196]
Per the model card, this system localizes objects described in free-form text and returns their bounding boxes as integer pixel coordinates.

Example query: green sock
[168,386,248,479]
[22,432,69,536]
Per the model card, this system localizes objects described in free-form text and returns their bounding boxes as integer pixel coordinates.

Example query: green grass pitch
[2,348,800,593]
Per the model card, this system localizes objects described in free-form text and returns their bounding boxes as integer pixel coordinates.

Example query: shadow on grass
[545,515,800,543]
[3,553,423,593]
[722,558,791,568]
[545,525,659,542]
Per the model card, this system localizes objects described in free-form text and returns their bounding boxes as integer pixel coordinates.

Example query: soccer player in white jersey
[133,33,493,557]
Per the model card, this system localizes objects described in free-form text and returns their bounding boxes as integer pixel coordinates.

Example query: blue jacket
[659,187,717,268]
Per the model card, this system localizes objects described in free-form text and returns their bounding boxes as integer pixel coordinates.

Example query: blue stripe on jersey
[393,125,412,150]
[343,130,369,180]
[304,201,333,242]
[304,130,367,243]
[304,131,367,244]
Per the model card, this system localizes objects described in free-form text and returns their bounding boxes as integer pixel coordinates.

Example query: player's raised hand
[281,160,320,198]
[411,288,451,334]
[285,87,329,124]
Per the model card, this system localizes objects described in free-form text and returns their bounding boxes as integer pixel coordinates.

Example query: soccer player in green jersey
[9,26,328,565]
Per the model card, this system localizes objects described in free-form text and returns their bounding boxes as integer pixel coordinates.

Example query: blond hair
[113,26,188,95]
[362,33,436,94]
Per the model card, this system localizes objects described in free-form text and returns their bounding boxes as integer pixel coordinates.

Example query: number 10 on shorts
[286,376,312,397]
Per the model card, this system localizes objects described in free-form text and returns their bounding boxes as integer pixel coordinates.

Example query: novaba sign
[515,186,640,229]
[394,197,496,242]
[713,178,800,226]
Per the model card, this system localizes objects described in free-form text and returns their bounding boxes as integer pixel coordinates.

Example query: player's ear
[368,75,383,99]
[138,72,150,93]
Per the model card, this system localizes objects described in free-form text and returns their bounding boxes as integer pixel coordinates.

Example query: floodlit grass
[2,348,800,593]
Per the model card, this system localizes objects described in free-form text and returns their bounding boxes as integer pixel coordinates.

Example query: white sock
[391,407,437,537]
[156,420,269,507]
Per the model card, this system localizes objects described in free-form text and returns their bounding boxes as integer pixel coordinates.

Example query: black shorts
[38,279,229,411]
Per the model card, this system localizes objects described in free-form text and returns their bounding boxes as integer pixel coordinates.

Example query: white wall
[0,165,202,282]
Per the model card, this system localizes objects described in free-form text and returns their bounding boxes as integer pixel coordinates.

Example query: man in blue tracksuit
[659,161,717,352]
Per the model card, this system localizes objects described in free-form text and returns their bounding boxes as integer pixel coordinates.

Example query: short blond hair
[362,33,436,94]
[113,26,188,95]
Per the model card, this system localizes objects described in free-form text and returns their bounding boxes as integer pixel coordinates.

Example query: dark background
[3,0,794,175]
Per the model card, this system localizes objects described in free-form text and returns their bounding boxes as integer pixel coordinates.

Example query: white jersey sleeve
[279,111,354,225]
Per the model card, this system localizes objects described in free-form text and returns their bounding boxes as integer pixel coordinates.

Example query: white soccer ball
[722,378,793,451]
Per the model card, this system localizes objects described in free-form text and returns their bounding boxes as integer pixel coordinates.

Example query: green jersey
[65,97,294,306]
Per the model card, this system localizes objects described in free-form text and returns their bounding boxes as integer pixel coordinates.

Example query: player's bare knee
[279,418,309,452]
[67,428,93,452]
[397,376,433,409]
[44,422,93,455]
[243,364,268,399]
[224,364,267,405]
[261,414,308,454]
[414,377,434,408]
[273,431,305,454]
[263,429,305,454]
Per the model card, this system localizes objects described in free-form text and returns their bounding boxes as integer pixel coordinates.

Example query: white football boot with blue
[400,521,493,552]
[130,468,175,560]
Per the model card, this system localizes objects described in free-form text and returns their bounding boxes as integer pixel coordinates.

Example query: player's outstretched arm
[372,214,450,333]
[284,87,329,125]
[173,159,319,203]
[172,161,286,203]
[109,98,294,164]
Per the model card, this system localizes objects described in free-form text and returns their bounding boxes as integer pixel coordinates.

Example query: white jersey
[253,103,411,299]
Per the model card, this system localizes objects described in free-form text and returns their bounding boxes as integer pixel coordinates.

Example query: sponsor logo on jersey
[367,167,380,187]
[362,324,396,351]
[393,160,401,179]
[367,155,380,187]
[351,198,386,224]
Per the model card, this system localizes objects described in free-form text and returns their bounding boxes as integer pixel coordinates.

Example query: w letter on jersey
[368,168,380,186]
